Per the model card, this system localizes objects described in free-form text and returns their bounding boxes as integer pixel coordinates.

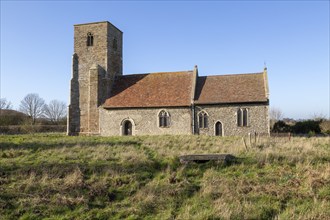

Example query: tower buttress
[68,21,123,135]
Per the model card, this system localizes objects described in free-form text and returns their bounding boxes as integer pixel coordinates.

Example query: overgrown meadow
[0,134,329,219]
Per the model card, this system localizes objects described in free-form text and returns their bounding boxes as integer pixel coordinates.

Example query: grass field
[0,134,329,219]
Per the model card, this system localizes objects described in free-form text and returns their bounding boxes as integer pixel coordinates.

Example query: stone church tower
[68,21,123,135]
[68,20,269,137]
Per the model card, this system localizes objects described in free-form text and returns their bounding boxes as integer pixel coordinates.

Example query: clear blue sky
[1,1,329,119]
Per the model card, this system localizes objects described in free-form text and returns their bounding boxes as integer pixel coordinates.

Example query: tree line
[270,107,330,135]
[0,94,66,125]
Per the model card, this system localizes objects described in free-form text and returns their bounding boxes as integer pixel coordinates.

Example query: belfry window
[87,32,94,46]
[159,110,170,128]
[237,108,249,127]
[198,111,208,128]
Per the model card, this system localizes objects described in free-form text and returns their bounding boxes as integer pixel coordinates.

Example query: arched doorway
[215,121,223,136]
[123,120,132,136]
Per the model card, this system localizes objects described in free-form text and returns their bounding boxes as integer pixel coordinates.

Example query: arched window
[237,108,249,127]
[243,108,248,126]
[215,121,223,136]
[87,32,94,46]
[198,111,208,128]
[159,110,170,127]
[237,109,243,126]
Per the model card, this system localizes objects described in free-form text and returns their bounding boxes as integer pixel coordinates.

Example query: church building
[68,21,270,136]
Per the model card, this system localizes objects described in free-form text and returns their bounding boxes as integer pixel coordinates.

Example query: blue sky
[1,1,329,119]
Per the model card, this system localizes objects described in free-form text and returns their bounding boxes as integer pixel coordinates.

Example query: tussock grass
[0,133,329,219]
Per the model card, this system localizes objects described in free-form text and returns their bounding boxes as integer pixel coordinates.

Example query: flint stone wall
[195,104,269,136]
[98,103,269,136]
[99,107,192,136]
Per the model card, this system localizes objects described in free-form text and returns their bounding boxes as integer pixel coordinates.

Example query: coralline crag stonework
[68,21,122,135]
[68,21,270,136]
[99,108,192,136]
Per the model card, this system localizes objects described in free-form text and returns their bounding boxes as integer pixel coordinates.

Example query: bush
[0,125,66,134]
[320,120,330,135]
[272,120,324,135]
[272,120,291,133]
[292,120,321,134]
[0,110,28,126]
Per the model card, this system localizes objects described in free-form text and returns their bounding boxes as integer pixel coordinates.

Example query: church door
[215,121,223,136]
[123,121,132,136]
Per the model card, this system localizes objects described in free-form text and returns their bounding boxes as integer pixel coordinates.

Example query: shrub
[0,109,28,126]
[272,120,291,133]
[320,120,330,135]
[0,125,66,134]
[292,120,321,134]
[272,120,324,135]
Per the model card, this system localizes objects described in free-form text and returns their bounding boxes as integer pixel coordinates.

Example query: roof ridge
[116,73,149,78]
[122,70,193,76]
[202,72,264,77]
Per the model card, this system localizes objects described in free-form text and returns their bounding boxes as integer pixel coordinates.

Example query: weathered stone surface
[179,154,236,164]
[99,107,192,136]
[68,21,270,137]
[98,104,269,136]
[68,21,122,135]
[195,104,269,136]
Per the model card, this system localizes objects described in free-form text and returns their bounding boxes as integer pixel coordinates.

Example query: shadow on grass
[0,158,164,217]
[0,140,141,152]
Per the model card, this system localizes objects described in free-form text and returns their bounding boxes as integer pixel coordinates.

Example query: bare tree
[270,107,284,130]
[270,107,284,121]
[19,93,45,124]
[43,100,67,124]
[311,112,327,121]
[0,98,13,109]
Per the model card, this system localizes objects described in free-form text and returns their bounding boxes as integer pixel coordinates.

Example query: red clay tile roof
[195,72,268,104]
[103,71,194,108]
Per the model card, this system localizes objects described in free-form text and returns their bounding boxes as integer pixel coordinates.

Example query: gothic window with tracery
[237,108,249,127]
[159,110,170,127]
[198,111,208,128]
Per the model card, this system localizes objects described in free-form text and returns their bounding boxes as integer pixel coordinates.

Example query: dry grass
[0,133,329,219]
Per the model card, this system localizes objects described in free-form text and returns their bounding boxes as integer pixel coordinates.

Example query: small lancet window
[113,38,118,51]
[237,108,249,127]
[243,108,249,126]
[87,32,94,46]
[237,109,243,126]
[159,110,170,128]
[198,111,208,128]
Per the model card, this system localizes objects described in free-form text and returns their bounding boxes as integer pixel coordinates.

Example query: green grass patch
[0,133,329,219]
